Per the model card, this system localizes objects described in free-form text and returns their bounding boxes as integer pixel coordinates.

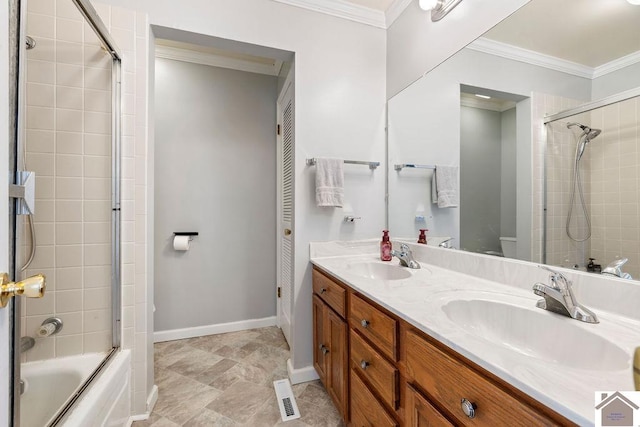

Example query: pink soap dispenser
[417,229,428,245]
[380,230,392,261]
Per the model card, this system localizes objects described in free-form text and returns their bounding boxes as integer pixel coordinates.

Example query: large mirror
[388,0,640,277]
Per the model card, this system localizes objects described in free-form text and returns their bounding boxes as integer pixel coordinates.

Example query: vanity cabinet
[311,267,575,427]
[312,270,348,419]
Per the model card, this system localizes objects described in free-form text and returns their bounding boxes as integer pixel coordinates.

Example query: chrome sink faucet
[391,243,421,269]
[532,266,598,323]
[602,258,633,280]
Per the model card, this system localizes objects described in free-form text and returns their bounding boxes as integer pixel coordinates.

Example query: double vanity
[310,240,640,426]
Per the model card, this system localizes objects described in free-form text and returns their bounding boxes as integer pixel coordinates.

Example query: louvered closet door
[278,76,294,347]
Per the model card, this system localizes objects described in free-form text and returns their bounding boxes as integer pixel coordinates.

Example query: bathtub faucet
[20,336,35,353]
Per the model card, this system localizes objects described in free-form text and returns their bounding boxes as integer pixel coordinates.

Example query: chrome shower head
[567,122,601,141]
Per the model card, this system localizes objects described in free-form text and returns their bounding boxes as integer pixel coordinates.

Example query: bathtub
[20,350,131,427]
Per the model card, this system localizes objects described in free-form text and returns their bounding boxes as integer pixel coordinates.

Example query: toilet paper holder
[173,232,198,241]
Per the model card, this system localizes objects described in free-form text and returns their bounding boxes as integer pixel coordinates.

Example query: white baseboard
[127,385,158,425]
[153,316,277,343]
[287,358,320,385]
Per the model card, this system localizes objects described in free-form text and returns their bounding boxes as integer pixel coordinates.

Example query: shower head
[567,122,602,141]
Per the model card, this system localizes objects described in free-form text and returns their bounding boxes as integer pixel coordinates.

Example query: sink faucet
[532,266,598,323]
[602,258,633,280]
[391,243,421,269]
[438,238,454,248]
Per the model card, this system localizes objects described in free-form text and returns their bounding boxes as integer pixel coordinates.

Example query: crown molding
[386,0,413,28]
[272,0,386,28]
[155,45,280,76]
[468,38,593,79]
[593,50,640,79]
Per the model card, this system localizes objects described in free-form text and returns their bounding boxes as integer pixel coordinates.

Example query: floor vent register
[273,379,301,422]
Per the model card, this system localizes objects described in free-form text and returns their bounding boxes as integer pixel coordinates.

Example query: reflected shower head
[567,122,602,141]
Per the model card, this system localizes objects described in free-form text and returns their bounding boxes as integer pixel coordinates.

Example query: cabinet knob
[460,398,477,419]
[360,319,370,328]
[360,360,369,370]
[320,345,329,355]
[320,288,327,294]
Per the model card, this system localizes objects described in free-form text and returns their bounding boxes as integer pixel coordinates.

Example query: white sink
[442,299,629,371]
[347,262,412,281]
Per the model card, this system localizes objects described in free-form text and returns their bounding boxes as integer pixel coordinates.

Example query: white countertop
[310,241,640,426]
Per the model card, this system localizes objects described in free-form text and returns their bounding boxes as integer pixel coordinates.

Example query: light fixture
[418,0,463,21]
[627,0,640,5]
[474,94,491,99]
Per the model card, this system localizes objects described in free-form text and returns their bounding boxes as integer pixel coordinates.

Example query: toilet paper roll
[37,323,56,338]
[173,235,191,251]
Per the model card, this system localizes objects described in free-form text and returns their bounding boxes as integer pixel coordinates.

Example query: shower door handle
[0,273,46,308]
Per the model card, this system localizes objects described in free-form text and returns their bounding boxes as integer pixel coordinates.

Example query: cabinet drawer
[350,330,398,409]
[350,369,398,427]
[405,383,454,427]
[349,294,397,360]
[405,330,559,426]
[312,269,346,318]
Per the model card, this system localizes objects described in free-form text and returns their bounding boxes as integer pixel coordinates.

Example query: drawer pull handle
[460,398,477,419]
[360,360,369,370]
[360,319,370,328]
[320,345,329,355]
[320,288,327,294]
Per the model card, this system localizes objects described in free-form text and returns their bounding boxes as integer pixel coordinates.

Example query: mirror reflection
[387,0,640,273]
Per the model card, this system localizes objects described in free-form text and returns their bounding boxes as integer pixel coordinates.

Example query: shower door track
[544,86,640,124]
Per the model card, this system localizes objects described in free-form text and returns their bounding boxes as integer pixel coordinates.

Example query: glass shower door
[15,0,121,425]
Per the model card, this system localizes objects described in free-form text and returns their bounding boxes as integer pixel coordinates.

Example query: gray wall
[460,106,502,254]
[154,58,277,332]
[500,108,517,237]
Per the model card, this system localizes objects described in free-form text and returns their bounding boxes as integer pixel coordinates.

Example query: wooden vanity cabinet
[311,267,575,427]
[312,270,348,419]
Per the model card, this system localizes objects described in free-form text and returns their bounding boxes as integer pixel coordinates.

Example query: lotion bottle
[380,230,392,261]
[417,229,428,245]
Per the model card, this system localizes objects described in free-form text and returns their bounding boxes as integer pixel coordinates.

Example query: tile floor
[133,327,345,426]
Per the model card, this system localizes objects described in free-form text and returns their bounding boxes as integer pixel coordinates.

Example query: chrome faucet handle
[399,243,411,253]
[603,258,632,279]
[538,265,571,291]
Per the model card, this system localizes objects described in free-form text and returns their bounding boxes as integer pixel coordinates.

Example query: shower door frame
[10,0,123,424]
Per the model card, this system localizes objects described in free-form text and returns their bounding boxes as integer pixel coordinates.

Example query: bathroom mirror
[387,0,640,271]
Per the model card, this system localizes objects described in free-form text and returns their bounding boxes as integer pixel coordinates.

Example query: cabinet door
[327,307,348,419]
[313,295,328,384]
[350,370,398,427]
[406,384,454,427]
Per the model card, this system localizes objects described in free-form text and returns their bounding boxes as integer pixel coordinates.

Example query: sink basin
[442,299,629,371]
[347,262,412,281]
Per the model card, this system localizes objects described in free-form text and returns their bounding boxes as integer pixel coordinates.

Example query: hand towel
[432,165,459,208]
[315,158,344,207]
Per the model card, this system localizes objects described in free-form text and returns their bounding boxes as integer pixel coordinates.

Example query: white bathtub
[20,350,131,427]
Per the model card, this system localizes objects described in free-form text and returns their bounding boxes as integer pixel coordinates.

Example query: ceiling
[483,0,640,67]
[343,0,396,11]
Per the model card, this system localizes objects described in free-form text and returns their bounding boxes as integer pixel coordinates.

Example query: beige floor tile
[134,326,343,427]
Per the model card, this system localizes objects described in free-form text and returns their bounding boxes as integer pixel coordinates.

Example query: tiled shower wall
[22,0,114,361]
[22,0,152,415]
[538,92,640,279]
[588,97,640,279]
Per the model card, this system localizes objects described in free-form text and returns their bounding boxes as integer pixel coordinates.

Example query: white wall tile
[55,0,84,21]
[84,89,111,113]
[27,83,55,107]
[84,309,111,332]
[26,37,55,62]
[84,111,111,134]
[56,63,84,88]
[56,223,83,245]
[84,200,111,221]
[55,177,83,199]
[84,133,111,156]
[56,41,84,65]
[84,288,110,310]
[56,154,83,177]
[84,244,111,266]
[27,60,55,85]
[84,222,111,244]
[56,108,84,132]
[56,267,83,290]
[28,0,55,15]
[57,131,83,154]
[56,86,83,110]
[56,18,83,43]
[56,335,84,357]
[56,312,83,335]
[85,67,111,90]
[26,130,55,153]
[56,289,83,313]
[83,178,111,200]
[55,245,83,267]
[55,200,83,222]
[83,265,112,288]
[27,106,55,130]
[26,153,55,176]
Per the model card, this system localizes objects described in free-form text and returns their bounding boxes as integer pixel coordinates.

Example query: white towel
[315,158,344,207]
[431,165,458,208]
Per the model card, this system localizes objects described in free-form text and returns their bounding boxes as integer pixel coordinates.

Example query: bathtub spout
[20,336,35,353]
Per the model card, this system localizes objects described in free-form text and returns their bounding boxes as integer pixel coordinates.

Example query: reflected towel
[432,165,458,208]
[315,158,344,207]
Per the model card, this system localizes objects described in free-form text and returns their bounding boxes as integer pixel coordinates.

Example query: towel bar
[306,158,380,170]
